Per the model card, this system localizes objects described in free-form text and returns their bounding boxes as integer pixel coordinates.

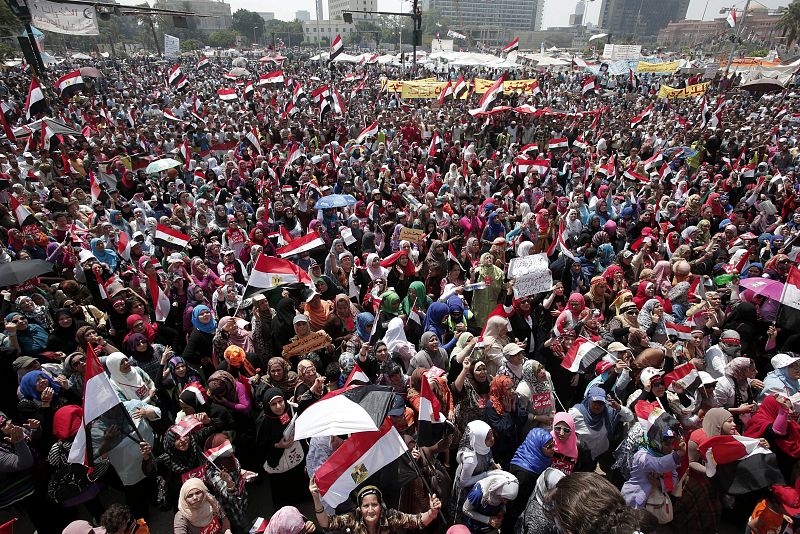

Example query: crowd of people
[0,46,799,534]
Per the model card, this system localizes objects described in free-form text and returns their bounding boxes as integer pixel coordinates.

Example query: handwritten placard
[508,253,552,298]
[283,331,329,357]
[399,227,425,243]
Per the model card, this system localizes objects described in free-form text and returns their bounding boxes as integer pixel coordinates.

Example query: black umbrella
[0,260,54,287]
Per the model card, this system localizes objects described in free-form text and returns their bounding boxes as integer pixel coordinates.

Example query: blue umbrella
[314,194,358,209]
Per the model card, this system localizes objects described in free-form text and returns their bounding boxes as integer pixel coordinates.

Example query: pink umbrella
[739,278,784,301]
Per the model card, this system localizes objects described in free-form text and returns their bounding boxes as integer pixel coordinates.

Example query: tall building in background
[296,10,312,21]
[154,0,232,31]
[598,0,689,38]
[329,0,377,20]
[429,0,543,39]
[569,0,586,25]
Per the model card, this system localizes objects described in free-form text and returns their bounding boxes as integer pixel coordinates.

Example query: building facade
[427,0,543,43]
[302,20,356,43]
[328,0,378,20]
[296,10,312,21]
[597,0,689,39]
[657,9,782,47]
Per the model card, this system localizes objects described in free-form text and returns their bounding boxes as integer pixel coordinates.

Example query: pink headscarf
[551,412,578,459]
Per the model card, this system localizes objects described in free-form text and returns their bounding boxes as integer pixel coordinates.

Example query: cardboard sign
[399,227,425,243]
[508,253,552,298]
[531,392,553,411]
[283,331,329,357]
[656,82,710,99]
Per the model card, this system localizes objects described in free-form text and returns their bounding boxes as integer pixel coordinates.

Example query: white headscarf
[365,253,387,280]
[467,420,492,455]
[106,352,153,401]
[479,471,519,506]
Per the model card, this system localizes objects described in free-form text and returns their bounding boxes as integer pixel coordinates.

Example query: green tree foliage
[263,19,304,46]
[779,1,800,46]
[0,1,22,37]
[208,29,239,48]
[181,38,202,51]
[232,9,265,42]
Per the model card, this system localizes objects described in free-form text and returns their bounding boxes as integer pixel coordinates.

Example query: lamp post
[721,1,750,73]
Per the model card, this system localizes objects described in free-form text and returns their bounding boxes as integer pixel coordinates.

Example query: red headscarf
[53,405,83,441]
[744,395,800,458]
[381,250,416,276]
[125,313,157,343]
[633,281,652,310]
[489,375,513,415]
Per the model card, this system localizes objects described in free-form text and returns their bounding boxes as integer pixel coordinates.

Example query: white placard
[164,34,180,57]
[29,0,99,36]
[508,253,552,298]
[602,44,641,61]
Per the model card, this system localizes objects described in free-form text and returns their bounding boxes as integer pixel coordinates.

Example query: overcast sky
[123,0,789,32]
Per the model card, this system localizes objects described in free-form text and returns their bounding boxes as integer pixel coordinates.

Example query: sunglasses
[553,426,571,435]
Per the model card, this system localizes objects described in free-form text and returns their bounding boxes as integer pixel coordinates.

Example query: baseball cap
[387,395,406,417]
[292,314,309,325]
[12,356,38,371]
[502,343,524,358]
[595,360,614,375]
[607,342,631,353]
[698,371,717,386]
[587,387,607,403]
[772,353,800,370]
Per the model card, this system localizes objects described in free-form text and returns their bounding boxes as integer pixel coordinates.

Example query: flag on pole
[89,171,102,202]
[179,140,191,170]
[218,88,237,101]
[573,136,588,151]
[10,196,37,227]
[55,70,85,97]
[581,76,595,96]
[329,35,344,62]
[643,150,663,171]
[25,77,46,119]
[428,132,441,158]
[548,137,569,150]
[168,65,182,86]
[630,104,653,127]
[470,75,505,115]
[154,224,191,249]
[561,336,607,372]
[356,121,379,144]
[726,9,737,27]
[245,254,315,296]
[147,273,171,322]
[417,376,446,447]
[258,71,285,86]
[117,231,132,262]
[502,37,519,54]
[196,56,209,69]
[282,143,303,176]
[664,322,693,341]
[276,232,326,258]
[344,363,370,386]
[778,265,800,331]
[663,362,699,388]
[452,75,468,99]
[204,439,235,463]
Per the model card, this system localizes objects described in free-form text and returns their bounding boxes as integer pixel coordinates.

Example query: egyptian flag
[573,136,588,151]
[276,232,325,258]
[168,65,183,87]
[154,224,190,249]
[293,82,307,104]
[250,518,268,534]
[315,418,410,508]
[281,143,303,176]
[329,34,344,63]
[204,439,234,463]
[125,108,136,128]
[629,68,639,90]
[163,109,182,122]
[244,127,262,155]
[117,231,132,262]
[145,271,171,322]
[687,274,707,302]
[0,105,15,142]
[357,121,379,144]
[515,157,550,176]
[55,70,84,97]
[218,88,237,101]
[244,81,254,100]
[453,75,468,99]
[179,140,191,170]
[69,344,140,470]
[630,104,653,127]
[581,76,595,96]
[245,254,315,296]
[25,77,46,120]
[727,9,737,27]
[561,337,607,372]
[698,434,783,493]
[623,166,648,183]
[546,221,576,263]
[417,376,446,447]
[428,131,441,158]
[89,171,102,203]
[331,88,347,115]
[664,322,693,341]
[663,362,698,388]
[259,71,285,86]
[778,265,800,331]
[282,102,298,119]
[502,37,519,54]
[40,120,57,150]
[643,150,663,171]
[599,155,617,178]
[438,80,453,106]
[548,137,568,150]
[10,196,37,227]
[473,74,505,114]
[196,55,210,69]
[344,363,370,386]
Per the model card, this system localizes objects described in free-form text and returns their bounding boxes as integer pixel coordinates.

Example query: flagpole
[403,449,450,525]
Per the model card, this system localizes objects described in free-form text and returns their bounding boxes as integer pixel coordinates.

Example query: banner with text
[164,34,180,57]
[508,253,552,298]
[29,0,99,35]
[400,81,450,99]
[474,79,541,94]
[656,81,710,99]
[636,60,680,73]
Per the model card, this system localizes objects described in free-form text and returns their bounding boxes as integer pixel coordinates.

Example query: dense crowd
[0,49,799,534]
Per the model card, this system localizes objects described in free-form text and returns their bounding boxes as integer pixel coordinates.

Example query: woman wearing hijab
[516,360,555,431]
[255,388,309,509]
[423,301,456,347]
[5,312,49,356]
[486,375,527,468]
[463,471,519,534]
[212,316,254,362]
[90,237,118,271]
[482,315,511,377]
[203,433,251,534]
[217,345,258,383]
[471,253,504,328]
[569,387,631,466]
[47,308,82,354]
[105,352,156,403]
[422,240,449,299]
[124,332,168,384]
[517,467,565,534]
[713,356,757,431]
[190,258,222,301]
[745,394,800,481]
[760,354,800,400]
[272,298,299,348]
[325,294,357,353]
[402,281,432,343]
[383,250,417,300]
[451,420,499,522]
[409,331,449,374]
[637,298,672,345]
[382,316,416,371]
[184,305,217,378]
[294,359,326,414]
[506,428,555,531]
[174,478,230,534]
[207,369,251,418]
[260,357,299,400]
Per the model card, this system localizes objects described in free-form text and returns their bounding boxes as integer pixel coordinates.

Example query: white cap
[698,371,717,386]
[78,250,95,264]
[771,353,800,370]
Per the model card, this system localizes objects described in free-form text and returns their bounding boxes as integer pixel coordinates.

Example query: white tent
[71,52,92,60]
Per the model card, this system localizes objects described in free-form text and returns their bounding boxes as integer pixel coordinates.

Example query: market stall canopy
[739,77,785,93]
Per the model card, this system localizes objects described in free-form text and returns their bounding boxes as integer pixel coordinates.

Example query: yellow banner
[400,81,449,99]
[381,77,436,93]
[636,60,680,73]
[656,81,710,99]
[474,78,540,94]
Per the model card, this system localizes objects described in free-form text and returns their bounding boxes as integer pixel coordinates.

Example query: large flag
[643,150,663,171]
[561,336,607,372]
[548,137,569,150]
[502,37,519,54]
[276,232,326,258]
[258,71,285,86]
[245,254,315,296]
[417,377,446,447]
[630,104,653,127]
[154,224,190,249]
[168,65,182,86]
[452,75,468,99]
[69,344,139,469]
[428,131,441,158]
[471,75,505,115]
[727,9,737,27]
[438,80,453,106]
[329,34,344,62]
[147,273,172,322]
[778,265,800,331]
[281,143,303,176]
[55,70,84,97]
[663,362,698,388]
[356,121,379,144]
[10,196,37,227]
[218,88,237,102]
[581,76,595,96]
[244,127,262,155]
[315,418,409,508]
[196,55,210,69]
[25,77,46,120]
[515,157,551,176]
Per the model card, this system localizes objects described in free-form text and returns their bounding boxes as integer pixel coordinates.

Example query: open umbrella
[294,384,395,440]
[314,194,358,209]
[227,67,250,77]
[739,278,784,301]
[145,158,182,174]
[739,78,785,93]
[80,66,103,78]
[0,260,53,287]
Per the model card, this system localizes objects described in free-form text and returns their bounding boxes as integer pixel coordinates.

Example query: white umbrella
[145,158,182,174]
[71,52,92,60]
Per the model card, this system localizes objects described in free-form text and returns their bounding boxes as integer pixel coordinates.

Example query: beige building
[657,9,782,47]
[303,20,356,44]
[328,0,377,20]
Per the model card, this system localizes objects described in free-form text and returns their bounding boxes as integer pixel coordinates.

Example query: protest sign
[508,253,552,298]
[399,227,425,243]
[283,331,330,357]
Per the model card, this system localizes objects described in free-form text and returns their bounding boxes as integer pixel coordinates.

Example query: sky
[123,0,789,32]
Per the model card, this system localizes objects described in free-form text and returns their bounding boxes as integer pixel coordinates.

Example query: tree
[263,19,304,47]
[779,1,800,47]
[209,29,239,48]
[0,1,22,37]
[232,9,264,43]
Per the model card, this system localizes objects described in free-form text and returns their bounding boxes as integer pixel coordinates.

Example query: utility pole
[724,0,750,74]
[148,15,162,56]
[412,0,420,73]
